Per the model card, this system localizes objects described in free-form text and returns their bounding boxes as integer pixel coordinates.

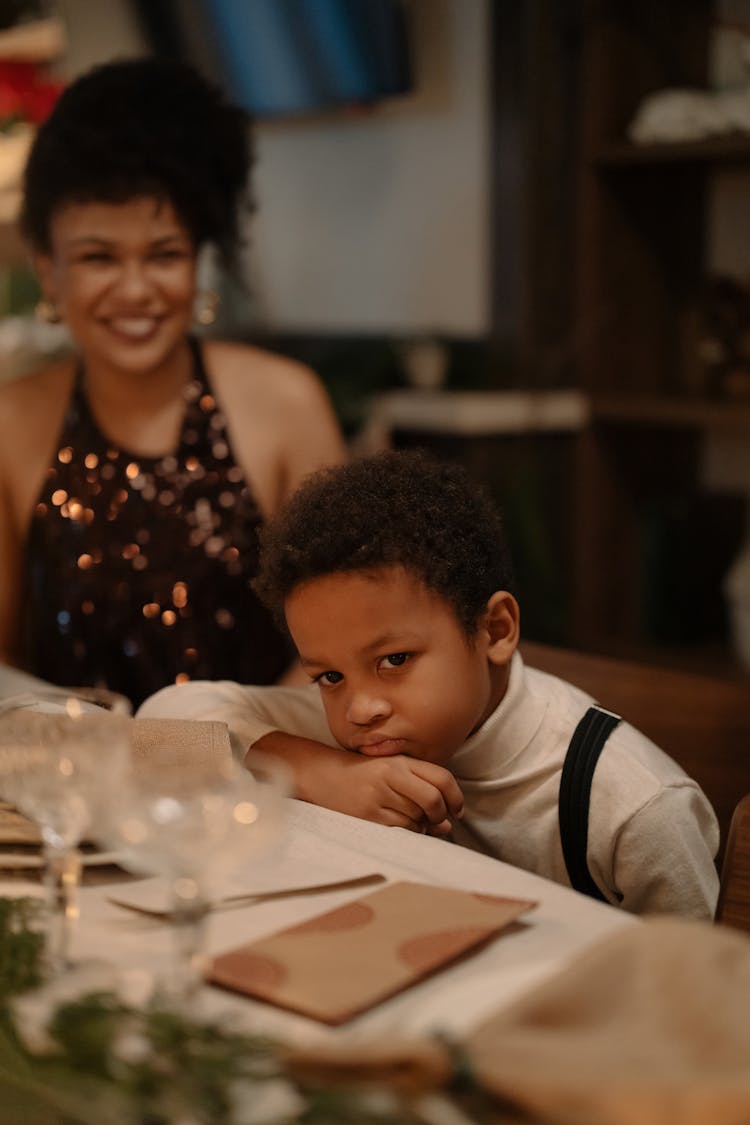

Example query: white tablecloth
[36,798,636,1048]
[45,801,634,1044]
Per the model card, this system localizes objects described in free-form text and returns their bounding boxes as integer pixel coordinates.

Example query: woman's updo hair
[21,57,252,268]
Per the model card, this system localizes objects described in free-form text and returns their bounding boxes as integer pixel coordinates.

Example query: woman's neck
[80,336,197,456]
[82,336,194,411]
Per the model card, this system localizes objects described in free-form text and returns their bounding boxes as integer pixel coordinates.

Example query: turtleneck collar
[449,650,550,781]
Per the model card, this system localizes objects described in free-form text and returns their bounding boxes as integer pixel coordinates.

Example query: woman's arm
[0,366,72,667]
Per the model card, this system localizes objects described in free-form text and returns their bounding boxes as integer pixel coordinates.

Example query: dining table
[0,796,638,1049]
[3,689,750,1125]
[3,670,749,1125]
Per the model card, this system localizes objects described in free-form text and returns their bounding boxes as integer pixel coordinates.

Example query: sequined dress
[23,338,291,708]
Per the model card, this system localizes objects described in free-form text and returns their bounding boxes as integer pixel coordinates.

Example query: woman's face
[35,196,198,376]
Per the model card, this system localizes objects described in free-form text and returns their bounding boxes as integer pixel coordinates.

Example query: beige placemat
[208,881,536,1025]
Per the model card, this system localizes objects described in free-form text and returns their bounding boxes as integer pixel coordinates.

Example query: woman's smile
[101,315,166,342]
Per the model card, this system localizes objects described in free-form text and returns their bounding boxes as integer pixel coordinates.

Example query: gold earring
[35,298,62,324]
[194,289,220,326]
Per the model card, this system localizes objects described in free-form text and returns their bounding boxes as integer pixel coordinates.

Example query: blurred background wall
[57,0,491,337]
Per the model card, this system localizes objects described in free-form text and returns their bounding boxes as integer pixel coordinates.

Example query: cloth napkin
[464,916,750,1125]
[127,717,232,779]
[208,880,536,1025]
[0,712,231,770]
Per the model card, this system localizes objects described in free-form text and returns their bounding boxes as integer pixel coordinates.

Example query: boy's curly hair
[21,57,252,269]
[256,450,516,635]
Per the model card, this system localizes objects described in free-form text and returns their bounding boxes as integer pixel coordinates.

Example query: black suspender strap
[558,705,621,902]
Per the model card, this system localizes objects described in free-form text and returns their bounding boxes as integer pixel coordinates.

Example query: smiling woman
[35,197,199,381]
[0,58,346,709]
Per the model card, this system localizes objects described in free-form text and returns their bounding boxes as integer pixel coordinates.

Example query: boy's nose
[346,691,392,726]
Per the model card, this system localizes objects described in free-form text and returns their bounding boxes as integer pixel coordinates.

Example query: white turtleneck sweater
[139,653,720,920]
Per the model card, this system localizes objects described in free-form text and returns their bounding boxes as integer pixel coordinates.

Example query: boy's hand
[252,731,463,835]
[339,753,464,836]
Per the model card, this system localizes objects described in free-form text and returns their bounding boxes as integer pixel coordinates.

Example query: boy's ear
[482,591,520,665]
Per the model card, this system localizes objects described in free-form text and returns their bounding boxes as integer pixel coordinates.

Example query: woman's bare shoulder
[202,340,346,508]
[204,339,327,409]
[0,358,73,415]
[0,359,73,437]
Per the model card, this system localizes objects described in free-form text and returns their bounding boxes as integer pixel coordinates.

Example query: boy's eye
[379,652,410,669]
[315,670,343,686]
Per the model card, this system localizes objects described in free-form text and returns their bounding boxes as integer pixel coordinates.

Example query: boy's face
[285,566,509,768]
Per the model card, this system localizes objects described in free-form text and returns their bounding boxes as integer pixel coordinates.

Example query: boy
[140,451,719,918]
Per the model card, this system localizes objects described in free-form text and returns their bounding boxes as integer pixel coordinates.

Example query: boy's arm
[137,682,464,834]
[602,784,720,919]
[137,680,333,760]
[254,729,463,835]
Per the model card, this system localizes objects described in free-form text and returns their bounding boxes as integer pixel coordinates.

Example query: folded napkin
[465,916,750,1125]
[0,713,231,773]
[208,881,536,1025]
[128,717,232,781]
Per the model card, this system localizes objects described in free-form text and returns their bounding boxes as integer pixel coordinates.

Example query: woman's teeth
[109,318,158,338]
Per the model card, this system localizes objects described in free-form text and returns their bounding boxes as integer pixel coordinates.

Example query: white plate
[0,850,123,870]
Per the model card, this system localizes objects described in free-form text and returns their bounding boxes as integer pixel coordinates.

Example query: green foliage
[0,897,496,1125]
[0,264,42,316]
[0,896,45,998]
[48,992,125,1071]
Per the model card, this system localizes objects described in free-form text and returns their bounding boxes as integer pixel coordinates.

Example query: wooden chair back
[520,642,750,873]
[715,795,750,934]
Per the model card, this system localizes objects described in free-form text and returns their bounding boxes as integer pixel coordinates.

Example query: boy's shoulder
[524,661,694,791]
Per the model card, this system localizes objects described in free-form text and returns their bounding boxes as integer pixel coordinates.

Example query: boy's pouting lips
[284,564,516,770]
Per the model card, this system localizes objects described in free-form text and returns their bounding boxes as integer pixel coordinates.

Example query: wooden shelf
[361,389,589,450]
[567,2,747,673]
[591,394,750,432]
[595,134,750,169]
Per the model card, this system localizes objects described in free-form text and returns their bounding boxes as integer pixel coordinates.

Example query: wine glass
[93,751,289,1006]
[0,703,131,975]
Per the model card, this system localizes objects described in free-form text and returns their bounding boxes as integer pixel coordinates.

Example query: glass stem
[167,879,209,1008]
[42,845,82,975]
